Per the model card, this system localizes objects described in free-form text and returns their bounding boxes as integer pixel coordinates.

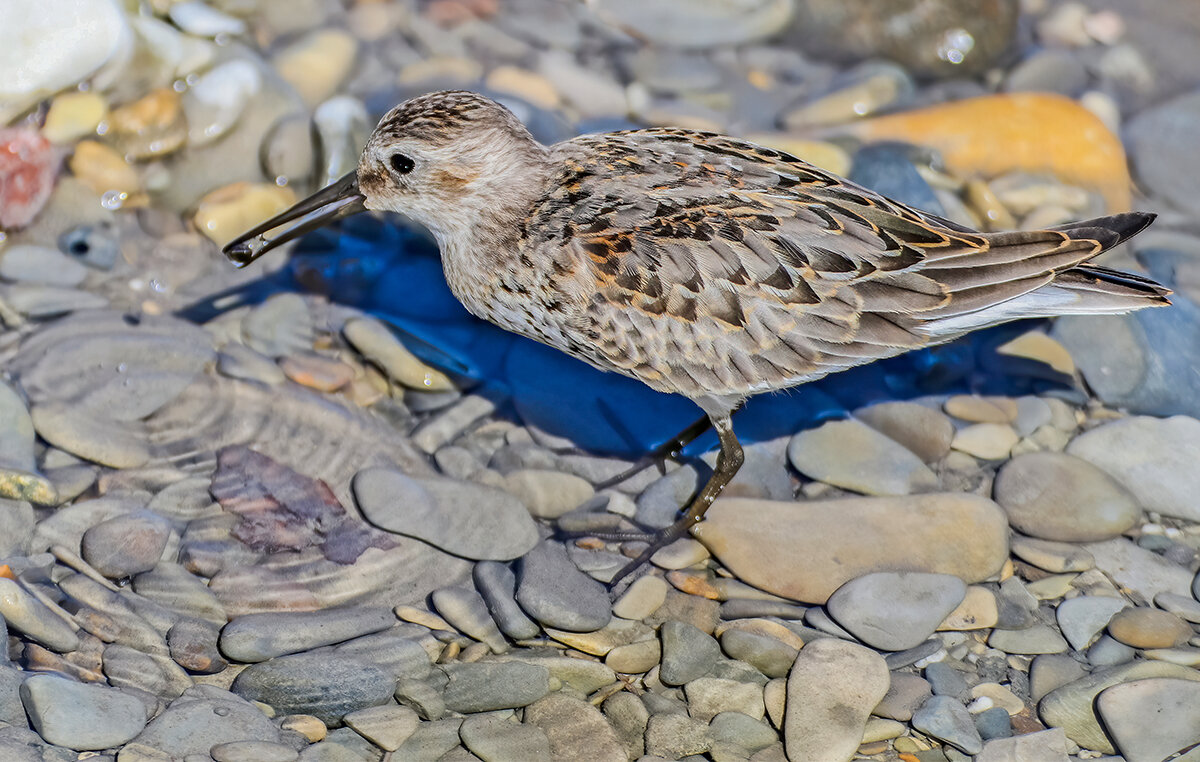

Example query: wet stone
[430,586,508,652]
[441,661,550,713]
[1055,596,1127,651]
[342,317,454,393]
[133,563,227,625]
[784,638,890,762]
[30,403,149,469]
[1156,591,1200,624]
[854,401,956,463]
[787,419,938,496]
[994,453,1140,541]
[827,571,966,651]
[167,618,226,674]
[974,706,1013,742]
[1010,536,1095,573]
[221,607,395,663]
[458,713,552,762]
[81,510,171,579]
[330,627,433,682]
[231,654,395,725]
[1030,654,1087,703]
[342,704,419,752]
[603,692,648,759]
[473,561,540,641]
[1107,606,1193,649]
[684,676,765,722]
[873,672,932,722]
[302,725,385,761]
[131,690,280,758]
[719,629,799,679]
[660,620,721,686]
[1095,677,1200,762]
[20,674,147,751]
[0,577,80,653]
[1088,634,1138,667]
[912,695,983,755]
[514,540,611,632]
[502,468,595,519]
[524,693,626,762]
[0,499,35,557]
[708,711,778,753]
[974,727,1072,762]
[0,244,88,286]
[242,294,314,359]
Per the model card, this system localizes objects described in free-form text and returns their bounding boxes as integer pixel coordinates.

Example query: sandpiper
[224,90,1170,586]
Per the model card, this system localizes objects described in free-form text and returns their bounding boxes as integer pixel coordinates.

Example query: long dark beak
[221,171,367,267]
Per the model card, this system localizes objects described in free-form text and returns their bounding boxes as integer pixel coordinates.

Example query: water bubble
[937,28,975,65]
[100,190,127,210]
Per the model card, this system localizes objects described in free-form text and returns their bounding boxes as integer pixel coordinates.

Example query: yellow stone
[273,29,359,107]
[844,93,1133,211]
[744,134,851,177]
[938,585,999,631]
[107,88,187,159]
[964,179,1016,231]
[192,182,296,248]
[69,140,141,195]
[42,91,108,144]
[944,395,1019,424]
[951,423,1019,460]
[996,331,1075,376]
[485,66,560,110]
[0,469,57,506]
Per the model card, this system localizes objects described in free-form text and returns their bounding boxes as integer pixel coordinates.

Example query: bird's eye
[389,153,415,175]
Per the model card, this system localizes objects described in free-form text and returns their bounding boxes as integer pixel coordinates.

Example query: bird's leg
[593,413,715,490]
[607,413,744,588]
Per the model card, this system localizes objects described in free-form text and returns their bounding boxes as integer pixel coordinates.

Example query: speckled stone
[514,540,611,632]
[994,453,1140,541]
[826,571,966,651]
[1107,607,1193,649]
[787,419,938,496]
[784,638,890,762]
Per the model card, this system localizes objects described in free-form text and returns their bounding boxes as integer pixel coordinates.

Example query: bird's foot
[593,413,714,490]
[555,516,699,591]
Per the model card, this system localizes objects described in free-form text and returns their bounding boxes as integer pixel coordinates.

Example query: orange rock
[841,94,1132,211]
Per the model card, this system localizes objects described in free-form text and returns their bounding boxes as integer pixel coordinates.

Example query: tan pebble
[965,179,1017,231]
[715,618,805,651]
[970,682,1026,714]
[996,331,1075,376]
[1108,607,1194,649]
[278,354,354,392]
[944,395,1019,424]
[107,88,187,159]
[274,29,360,107]
[1011,536,1094,573]
[395,605,454,631]
[42,91,108,143]
[397,57,484,87]
[544,618,654,656]
[763,677,786,729]
[612,575,668,620]
[862,717,905,743]
[193,182,297,247]
[650,538,710,570]
[604,639,660,674]
[951,423,1019,460]
[574,537,607,551]
[1026,573,1078,600]
[938,585,999,631]
[344,376,385,407]
[1141,647,1200,667]
[485,66,560,109]
[280,714,326,742]
[744,135,851,177]
[782,70,908,129]
[665,570,720,600]
[69,140,140,195]
[343,317,455,391]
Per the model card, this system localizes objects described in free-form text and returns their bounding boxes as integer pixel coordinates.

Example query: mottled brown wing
[527,129,1123,399]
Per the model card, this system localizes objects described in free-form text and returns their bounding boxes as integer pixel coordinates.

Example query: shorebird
[224,90,1170,586]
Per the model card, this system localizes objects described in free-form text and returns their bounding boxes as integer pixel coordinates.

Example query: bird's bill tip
[220,171,366,267]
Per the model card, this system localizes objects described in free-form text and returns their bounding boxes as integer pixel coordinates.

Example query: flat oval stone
[694,494,1009,603]
[220,607,395,662]
[524,693,626,762]
[994,453,1140,541]
[788,419,938,496]
[1095,677,1200,762]
[230,653,394,724]
[784,638,890,761]
[827,571,966,651]
[1107,607,1193,649]
[515,540,611,632]
[912,695,983,755]
[20,674,147,751]
[1056,596,1128,651]
[441,661,550,713]
[854,401,955,463]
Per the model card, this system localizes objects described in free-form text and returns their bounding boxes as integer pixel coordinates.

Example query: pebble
[784,638,890,762]
[1088,633,1137,667]
[524,693,626,762]
[514,540,611,632]
[827,571,966,651]
[994,452,1140,541]
[167,618,226,674]
[1126,89,1200,215]
[430,586,508,652]
[1156,592,1200,624]
[342,704,419,751]
[459,712,552,762]
[1056,596,1128,651]
[342,318,454,392]
[0,499,34,557]
[603,692,649,758]
[220,607,395,662]
[1039,660,1200,753]
[273,29,360,107]
[873,672,932,721]
[912,695,984,755]
[167,1,246,36]
[412,395,497,453]
[925,661,969,699]
[854,401,956,463]
[441,661,550,713]
[501,469,594,519]
[612,575,669,620]
[0,244,89,286]
[1010,536,1095,573]
[354,467,538,561]
[20,674,147,751]
[80,511,170,578]
[591,0,795,48]
[193,182,297,248]
[644,712,711,758]
[184,59,263,149]
[938,585,999,631]
[131,692,281,758]
[660,620,721,686]
[472,561,540,641]
[133,562,227,624]
[684,676,765,722]
[1067,415,1200,522]
[4,285,109,319]
[278,354,354,393]
[0,577,80,653]
[975,727,1071,762]
[974,705,1013,741]
[218,343,287,385]
[970,683,1024,715]
[1030,654,1087,703]
[544,617,654,657]
[709,711,778,752]
[694,494,1009,603]
[1095,677,1200,762]
[951,423,1019,460]
[107,88,187,159]
[988,624,1068,655]
[211,741,299,762]
[787,419,939,496]
[719,628,799,679]
[392,718,463,760]
[1107,607,1193,649]
[230,654,395,725]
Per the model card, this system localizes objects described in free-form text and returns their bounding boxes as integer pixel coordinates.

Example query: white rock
[184,59,262,146]
[167,1,247,37]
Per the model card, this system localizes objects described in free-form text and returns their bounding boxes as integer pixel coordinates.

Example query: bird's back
[514,128,1168,401]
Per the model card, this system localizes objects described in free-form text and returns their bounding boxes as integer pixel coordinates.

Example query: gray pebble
[707,711,778,753]
[872,672,932,722]
[827,571,966,651]
[0,499,35,557]
[217,343,286,385]
[883,639,941,670]
[787,419,938,496]
[394,676,446,721]
[81,510,171,578]
[459,712,551,762]
[0,244,89,286]
[684,676,764,722]
[167,618,226,674]
[1055,595,1128,651]
[231,654,395,725]
[989,624,1067,655]
[925,661,969,700]
[132,562,227,625]
[330,627,434,681]
[1086,634,1137,667]
[342,704,419,752]
[441,661,550,713]
[3,285,108,317]
[719,629,798,679]
[411,395,497,454]
[911,695,983,755]
[994,453,1140,541]
[0,667,27,725]
[974,706,1012,741]
[718,599,807,621]
[1095,677,1200,762]
[660,620,721,686]
[524,693,626,762]
[0,577,80,653]
[644,713,711,759]
[430,586,508,653]
[220,607,395,662]
[20,674,147,751]
[300,726,384,761]
[1029,654,1087,703]
[603,691,649,759]
[242,294,313,358]
[515,540,611,632]
[474,561,540,641]
[211,740,299,762]
[393,719,463,762]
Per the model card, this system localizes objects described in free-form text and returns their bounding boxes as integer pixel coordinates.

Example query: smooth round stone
[133,563,226,625]
[1067,415,1200,522]
[872,672,932,722]
[431,586,508,653]
[0,499,34,557]
[1039,661,1200,754]
[515,540,611,632]
[854,401,955,463]
[210,740,298,762]
[912,695,983,755]
[220,607,394,663]
[167,618,226,674]
[684,677,765,722]
[1056,596,1128,652]
[278,354,354,393]
[20,674,146,751]
[441,661,550,713]
[827,571,966,651]
[133,694,281,758]
[988,624,1067,655]
[1030,654,1087,703]
[719,629,799,679]
[970,683,1025,715]
[612,575,668,620]
[791,67,917,133]
[1031,574,1086,600]
[603,691,649,757]
[1096,678,1200,762]
[342,704,419,751]
[342,317,454,392]
[1010,536,1095,573]
[544,617,654,657]
[501,468,594,519]
[459,713,552,762]
[273,29,359,107]
[1088,634,1137,667]
[787,419,938,496]
[974,705,1013,742]
[5,285,108,319]
[41,90,107,144]
[605,638,660,674]
[994,453,1140,541]
[784,638,890,762]
[660,620,721,686]
[81,510,170,579]
[1127,90,1200,215]
[472,561,540,642]
[938,586,999,631]
[0,245,88,286]
[183,59,262,147]
[924,661,969,699]
[230,654,394,725]
[354,467,538,561]
[708,711,778,752]
[1156,592,1200,624]
[194,183,297,249]
[524,693,627,762]
[591,0,793,48]
[0,577,79,653]
[944,396,1019,424]
[1107,607,1193,649]
[217,344,286,385]
[694,494,1009,604]
[1005,49,1090,96]
[31,403,148,469]
[951,423,1019,460]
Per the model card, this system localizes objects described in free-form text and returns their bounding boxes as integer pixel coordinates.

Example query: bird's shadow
[180,214,1077,457]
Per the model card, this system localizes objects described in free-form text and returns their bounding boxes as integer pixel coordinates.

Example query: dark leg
[607,413,744,588]
[593,413,715,490]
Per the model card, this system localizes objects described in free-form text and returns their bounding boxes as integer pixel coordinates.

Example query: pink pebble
[0,128,58,230]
